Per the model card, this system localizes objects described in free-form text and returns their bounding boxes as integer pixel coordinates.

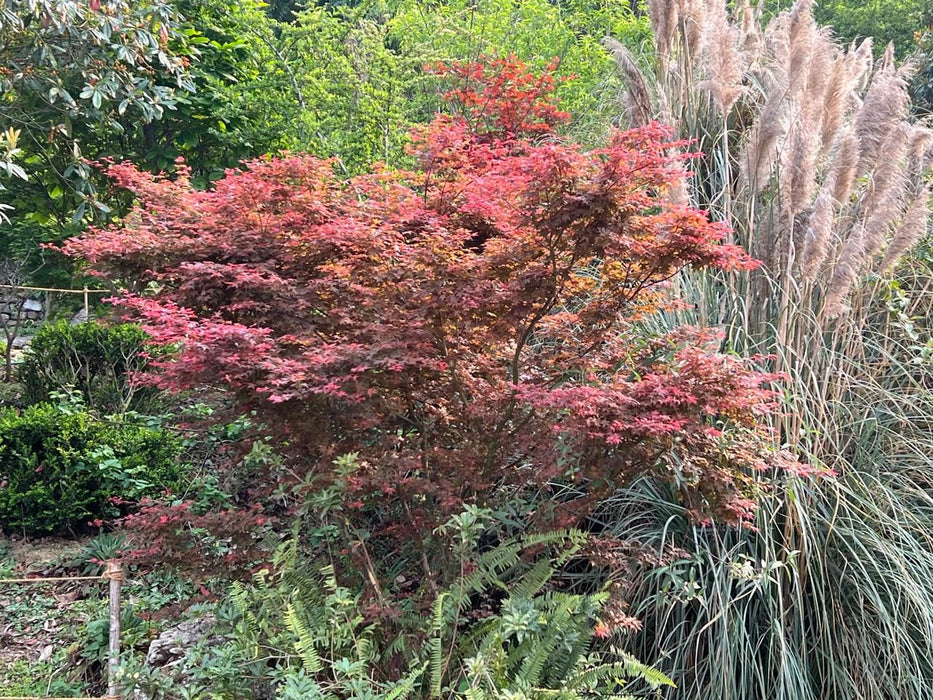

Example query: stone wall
[0,296,46,324]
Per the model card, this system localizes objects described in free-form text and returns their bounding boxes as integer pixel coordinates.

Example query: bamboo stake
[106,560,123,700]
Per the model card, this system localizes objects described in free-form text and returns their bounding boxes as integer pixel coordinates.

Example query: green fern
[429,592,449,697]
[214,526,670,700]
[284,601,323,673]
[385,661,428,700]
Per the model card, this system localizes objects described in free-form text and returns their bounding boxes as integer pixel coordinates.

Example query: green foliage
[143,523,671,700]
[152,0,650,178]
[0,126,24,222]
[18,320,155,415]
[0,659,88,698]
[813,0,931,56]
[911,29,933,114]
[389,0,651,146]
[132,0,299,185]
[2,0,649,289]
[0,0,193,223]
[0,400,184,534]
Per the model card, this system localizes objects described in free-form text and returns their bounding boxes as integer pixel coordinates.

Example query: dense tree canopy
[0,0,192,221]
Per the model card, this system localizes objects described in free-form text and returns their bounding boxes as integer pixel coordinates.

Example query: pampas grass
[600,1,933,697]
[603,37,653,127]
[608,0,928,321]
[882,185,931,272]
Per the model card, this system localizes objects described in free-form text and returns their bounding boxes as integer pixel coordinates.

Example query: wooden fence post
[106,560,123,700]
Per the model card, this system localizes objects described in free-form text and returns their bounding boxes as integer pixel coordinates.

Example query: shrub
[18,320,156,415]
[63,57,806,550]
[0,402,184,534]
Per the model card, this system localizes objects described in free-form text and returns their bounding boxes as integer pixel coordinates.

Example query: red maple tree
[65,57,806,534]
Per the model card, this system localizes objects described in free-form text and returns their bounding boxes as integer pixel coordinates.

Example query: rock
[71,308,89,324]
[22,299,42,313]
[11,335,31,349]
[145,614,219,669]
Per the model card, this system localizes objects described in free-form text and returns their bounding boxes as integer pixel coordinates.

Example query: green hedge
[0,403,184,534]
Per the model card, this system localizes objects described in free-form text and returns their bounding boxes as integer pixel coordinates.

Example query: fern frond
[384,661,427,700]
[461,542,523,594]
[519,528,587,553]
[284,602,323,673]
[429,592,448,697]
[510,559,555,600]
[517,601,574,686]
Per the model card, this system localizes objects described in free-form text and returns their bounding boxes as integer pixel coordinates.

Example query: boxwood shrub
[0,403,184,534]
[18,321,158,414]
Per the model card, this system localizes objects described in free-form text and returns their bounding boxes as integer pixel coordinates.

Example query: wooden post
[83,286,89,319]
[106,560,123,699]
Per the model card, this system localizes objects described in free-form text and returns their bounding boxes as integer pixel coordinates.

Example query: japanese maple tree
[65,57,805,532]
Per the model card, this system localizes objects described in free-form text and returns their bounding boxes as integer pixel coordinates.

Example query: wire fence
[0,562,123,700]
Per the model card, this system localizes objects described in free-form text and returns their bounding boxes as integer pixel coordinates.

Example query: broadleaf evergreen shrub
[0,402,184,534]
[19,321,156,415]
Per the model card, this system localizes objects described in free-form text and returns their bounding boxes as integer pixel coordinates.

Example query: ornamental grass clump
[602,1,933,698]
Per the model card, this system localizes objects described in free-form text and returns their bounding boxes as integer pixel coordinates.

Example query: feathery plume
[800,181,836,279]
[823,229,862,318]
[781,105,821,214]
[863,121,911,212]
[604,37,654,127]
[831,127,859,206]
[699,1,745,115]
[906,127,933,180]
[764,12,791,79]
[860,180,907,262]
[648,0,679,64]
[820,50,853,149]
[845,38,874,91]
[854,56,910,175]
[881,185,931,272]
[801,128,861,274]
[677,0,707,61]
[787,0,816,95]
[742,78,788,191]
[739,0,762,64]
[781,32,833,213]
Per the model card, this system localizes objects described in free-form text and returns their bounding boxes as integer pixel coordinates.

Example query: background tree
[0,0,194,290]
[0,0,193,222]
[766,0,933,56]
